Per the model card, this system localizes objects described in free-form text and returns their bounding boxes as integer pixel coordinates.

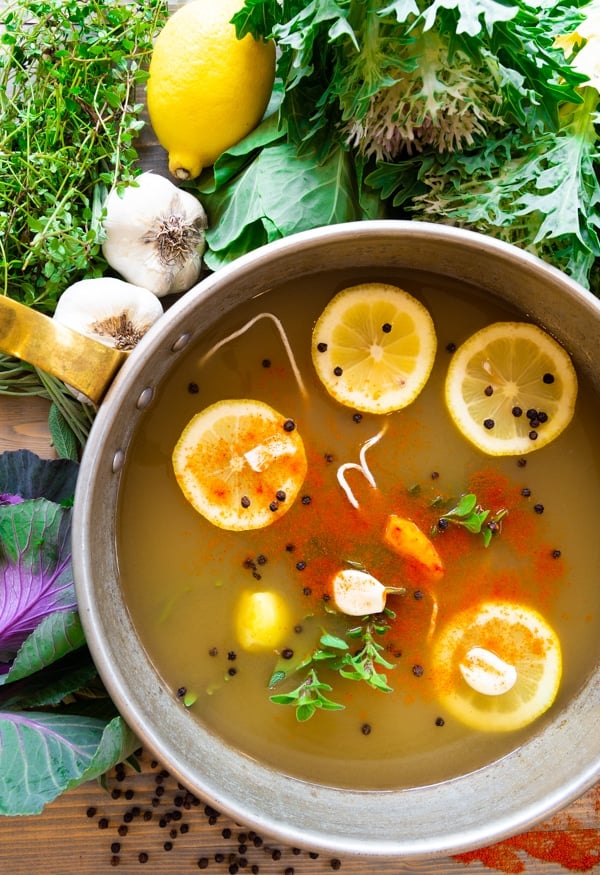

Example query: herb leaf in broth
[431,492,509,547]
[269,615,396,720]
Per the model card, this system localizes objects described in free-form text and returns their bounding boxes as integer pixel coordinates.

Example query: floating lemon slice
[172,399,307,531]
[311,283,437,414]
[445,322,577,455]
[431,601,562,732]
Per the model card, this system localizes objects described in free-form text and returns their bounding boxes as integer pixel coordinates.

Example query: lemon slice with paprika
[173,399,307,531]
[445,322,577,455]
[431,601,562,732]
[311,283,437,414]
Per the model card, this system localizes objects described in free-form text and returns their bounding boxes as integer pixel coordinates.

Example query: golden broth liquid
[118,269,600,790]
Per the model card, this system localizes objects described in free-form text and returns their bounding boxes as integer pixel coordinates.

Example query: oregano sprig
[269,613,396,721]
[431,493,508,547]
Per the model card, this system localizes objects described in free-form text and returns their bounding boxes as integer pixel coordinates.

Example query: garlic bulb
[53,277,164,350]
[102,172,207,297]
[332,568,405,616]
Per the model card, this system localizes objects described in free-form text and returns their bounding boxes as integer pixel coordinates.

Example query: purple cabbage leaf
[0,498,76,669]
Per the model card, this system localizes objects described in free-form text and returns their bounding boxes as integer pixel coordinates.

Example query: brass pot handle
[0,296,127,405]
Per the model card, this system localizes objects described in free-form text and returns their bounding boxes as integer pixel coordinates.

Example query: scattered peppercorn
[529,430,538,441]
[361,723,372,735]
[517,457,527,467]
[261,359,271,368]
[412,664,424,677]
[281,648,294,659]
[282,419,295,432]
[352,413,362,423]
[317,342,328,352]
[227,651,237,661]
[534,504,545,514]
[437,518,449,531]
[552,549,562,558]
[483,418,495,430]
[301,494,312,505]
[446,342,456,352]
[276,490,286,501]
[187,382,199,394]
[435,716,445,727]
[241,496,251,508]
[521,488,531,497]
[382,322,392,333]
[269,501,279,512]
[484,385,494,396]
[138,852,149,864]
[227,667,237,677]
[330,858,342,870]
[98,817,109,829]
[542,373,555,384]
[333,366,343,376]
[512,406,523,417]
[296,560,306,571]
[431,471,439,480]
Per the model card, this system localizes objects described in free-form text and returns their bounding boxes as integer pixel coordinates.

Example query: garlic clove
[332,568,404,616]
[102,171,208,297]
[53,277,164,351]
[459,646,518,696]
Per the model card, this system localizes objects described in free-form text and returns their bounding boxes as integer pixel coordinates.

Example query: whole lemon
[147,0,276,180]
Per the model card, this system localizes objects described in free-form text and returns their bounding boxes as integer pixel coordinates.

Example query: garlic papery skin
[102,172,208,297]
[459,646,518,696]
[53,278,164,351]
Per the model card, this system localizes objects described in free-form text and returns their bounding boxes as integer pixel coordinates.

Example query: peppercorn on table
[1,396,600,875]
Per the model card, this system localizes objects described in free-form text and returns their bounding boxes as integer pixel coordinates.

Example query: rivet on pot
[136,387,154,410]
[112,449,125,474]
[171,333,192,353]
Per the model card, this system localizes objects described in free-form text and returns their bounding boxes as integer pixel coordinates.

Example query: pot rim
[73,220,600,858]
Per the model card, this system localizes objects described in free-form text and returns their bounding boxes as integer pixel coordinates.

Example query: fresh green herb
[431,493,508,547]
[0,449,138,815]
[269,613,395,721]
[0,0,167,313]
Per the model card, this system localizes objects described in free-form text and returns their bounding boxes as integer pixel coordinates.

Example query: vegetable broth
[117,269,600,790]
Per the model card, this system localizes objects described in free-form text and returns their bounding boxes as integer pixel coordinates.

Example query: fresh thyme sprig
[430,493,508,547]
[269,613,395,721]
[0,0,169,456]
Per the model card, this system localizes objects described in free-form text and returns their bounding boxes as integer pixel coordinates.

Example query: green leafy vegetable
[0,450,137,815]
[213,0,599,293]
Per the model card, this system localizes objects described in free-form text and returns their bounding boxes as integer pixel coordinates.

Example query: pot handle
[0,296,127,405]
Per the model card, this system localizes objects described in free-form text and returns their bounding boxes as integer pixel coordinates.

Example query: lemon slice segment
[431,602,562,732]
[445,322,577,456]
[172,399,307,531]
[311,283,437,414]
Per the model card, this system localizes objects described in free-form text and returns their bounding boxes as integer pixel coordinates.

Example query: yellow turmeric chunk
[383,514,445,581]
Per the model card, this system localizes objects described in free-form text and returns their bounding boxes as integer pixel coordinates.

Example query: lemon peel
[147,0,275,180]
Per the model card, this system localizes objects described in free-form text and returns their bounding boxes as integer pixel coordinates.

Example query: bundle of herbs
[196,0,599,294]
[0,450,138,815]
[0,0,168,455]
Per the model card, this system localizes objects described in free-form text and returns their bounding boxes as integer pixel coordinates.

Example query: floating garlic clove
[102,171,208,297]
[53,277,164,351]
[459,646,517,696]
[332,568,404,616]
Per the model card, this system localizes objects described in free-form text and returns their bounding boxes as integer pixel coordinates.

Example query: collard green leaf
[0,709,137,815]
[202,141,362,269]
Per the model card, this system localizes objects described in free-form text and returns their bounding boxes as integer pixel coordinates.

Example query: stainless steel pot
[2,221,599,859]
